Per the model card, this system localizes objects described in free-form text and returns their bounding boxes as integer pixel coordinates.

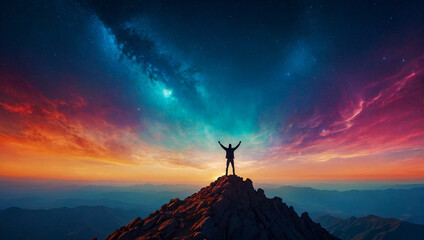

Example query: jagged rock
[106,175,339,240]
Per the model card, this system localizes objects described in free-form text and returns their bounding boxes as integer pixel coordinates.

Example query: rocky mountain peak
[106,175,338,240]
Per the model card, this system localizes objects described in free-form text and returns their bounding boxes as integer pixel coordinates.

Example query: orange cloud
[0,73,212,182]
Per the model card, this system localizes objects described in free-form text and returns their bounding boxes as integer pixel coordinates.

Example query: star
[163,88,173,98]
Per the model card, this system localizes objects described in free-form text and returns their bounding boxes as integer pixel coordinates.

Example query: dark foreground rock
[106,175,339,240]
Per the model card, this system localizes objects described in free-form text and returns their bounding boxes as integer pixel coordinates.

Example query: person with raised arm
[218,140,241,176]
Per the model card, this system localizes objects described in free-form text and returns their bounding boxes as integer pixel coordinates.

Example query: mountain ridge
[316,214,424,240]
[106,175,338,240]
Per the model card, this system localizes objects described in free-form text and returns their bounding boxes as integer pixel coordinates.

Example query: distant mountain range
[0,206,146,240]
[1,180,422,226]
[0,181,423,240]
[316,215,424,240]
[264,186,424,224]
[0,183,197,213]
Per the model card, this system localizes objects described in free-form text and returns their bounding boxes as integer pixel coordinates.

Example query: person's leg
[226,160,229,176]
[231,159,235,175]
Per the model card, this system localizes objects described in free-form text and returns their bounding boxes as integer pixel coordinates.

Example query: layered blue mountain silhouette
[0,206,144,240]
[1,178,423,239]
[316,215,424,240]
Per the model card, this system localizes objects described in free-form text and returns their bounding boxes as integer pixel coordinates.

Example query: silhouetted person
[218,141,241,176]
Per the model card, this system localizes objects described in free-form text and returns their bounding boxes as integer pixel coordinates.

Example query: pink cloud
[271,55,423,168]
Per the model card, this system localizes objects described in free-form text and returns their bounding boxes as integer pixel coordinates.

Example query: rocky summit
[106,175,339,240]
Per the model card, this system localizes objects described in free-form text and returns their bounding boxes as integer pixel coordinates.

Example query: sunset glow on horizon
[1,0,423,184]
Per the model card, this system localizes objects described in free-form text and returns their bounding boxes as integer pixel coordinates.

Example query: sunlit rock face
[106,175,339,240]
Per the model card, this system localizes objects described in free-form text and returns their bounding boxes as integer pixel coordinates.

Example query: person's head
[229,144,232,148]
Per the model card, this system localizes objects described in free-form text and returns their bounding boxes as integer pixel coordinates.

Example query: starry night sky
[0,0,422,183]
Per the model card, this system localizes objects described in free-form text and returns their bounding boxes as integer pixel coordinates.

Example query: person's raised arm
[234,141,241,150]
[218,141,227,150]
